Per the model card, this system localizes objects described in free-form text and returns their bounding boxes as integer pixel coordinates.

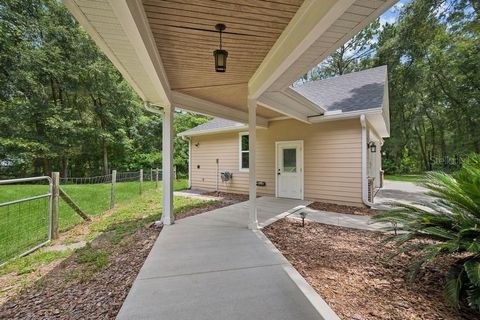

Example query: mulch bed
[0,226,159,320]
[203,191,249,203]
[308,201,378,216]
[0,200,236,319]
[263,218,479,320]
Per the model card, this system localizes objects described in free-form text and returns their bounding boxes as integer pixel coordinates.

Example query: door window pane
[283,148,296,172]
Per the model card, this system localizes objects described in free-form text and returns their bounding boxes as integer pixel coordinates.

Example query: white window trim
[239,132,249,172]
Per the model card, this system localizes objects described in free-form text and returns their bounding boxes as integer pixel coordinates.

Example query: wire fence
[0,176,52,265]
[0,168,162,265]
[60,174,112,184]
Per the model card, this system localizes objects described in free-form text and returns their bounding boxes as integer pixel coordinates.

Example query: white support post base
[248,98,258,230]
[162,105,174,225]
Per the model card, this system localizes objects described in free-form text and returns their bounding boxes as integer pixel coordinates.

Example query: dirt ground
[264,218,479,320]
[308,201,378,216]
[0,200,233,319]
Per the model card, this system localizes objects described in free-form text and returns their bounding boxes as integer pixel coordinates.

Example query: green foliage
[373,154,480,311]
[299,0,479,174]
[375,0,480,173]
[0,249,72,276]
[0,1,205,178]
[75,244,110,270]
[297,19,381,83]
[384,175,423,182]
[0,183,209,276]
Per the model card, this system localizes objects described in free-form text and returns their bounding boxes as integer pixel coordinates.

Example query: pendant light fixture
[213,23,228,72]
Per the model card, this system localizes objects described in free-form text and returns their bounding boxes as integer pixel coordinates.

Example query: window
[239,133,249,171]
[283,148,297,173]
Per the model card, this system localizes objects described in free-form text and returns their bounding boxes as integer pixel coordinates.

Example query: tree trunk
[62,157,69,178]
[414,125,429,171]
[103,141,109,175]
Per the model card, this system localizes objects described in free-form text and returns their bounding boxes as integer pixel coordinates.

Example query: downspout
[360,114,374,207]
[181,136,192,189]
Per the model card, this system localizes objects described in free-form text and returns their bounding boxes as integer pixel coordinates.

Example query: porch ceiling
[142,0,303,118]
[143,0,303,90]
[64,0,396,125]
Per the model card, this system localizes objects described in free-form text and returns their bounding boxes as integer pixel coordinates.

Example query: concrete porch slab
[117,197,336,320]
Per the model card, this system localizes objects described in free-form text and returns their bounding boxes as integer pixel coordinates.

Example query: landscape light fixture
[213,24,228,72]
[299,211,307,227]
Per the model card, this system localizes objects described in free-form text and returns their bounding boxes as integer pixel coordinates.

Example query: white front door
[276,141,303,199]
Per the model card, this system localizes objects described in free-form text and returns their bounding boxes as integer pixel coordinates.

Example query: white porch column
[162,105,174,225]
[248,98,258,230]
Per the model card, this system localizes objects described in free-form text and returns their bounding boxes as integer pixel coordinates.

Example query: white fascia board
[248,0,355,99]
[257,91,311,124]
[178,125,248,138]
[109,0,171,106]
[63,0,147,101]
[309,108,382,122]
[310,108,390,138]
[171,91,269,128]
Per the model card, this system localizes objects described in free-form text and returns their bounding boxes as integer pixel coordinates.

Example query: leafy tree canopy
[0,0,208,178]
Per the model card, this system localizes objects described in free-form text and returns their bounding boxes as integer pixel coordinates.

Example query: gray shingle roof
[293,65,387,112]
[179,66,387,136]
[179,118,245,136]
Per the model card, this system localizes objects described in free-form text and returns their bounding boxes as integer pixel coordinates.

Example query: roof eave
[178,125,248,138]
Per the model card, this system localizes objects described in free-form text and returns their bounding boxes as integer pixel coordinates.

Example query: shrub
[373,154,480,311]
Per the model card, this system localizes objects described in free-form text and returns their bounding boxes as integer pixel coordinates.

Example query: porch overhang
[63,0,396,124]
[64,0,395,228]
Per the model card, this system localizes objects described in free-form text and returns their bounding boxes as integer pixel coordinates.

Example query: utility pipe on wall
[360,114,374,207]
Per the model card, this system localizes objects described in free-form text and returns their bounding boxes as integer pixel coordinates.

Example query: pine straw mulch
[308,201,378,216]
[263,218,479,320]
[0,201,232,320]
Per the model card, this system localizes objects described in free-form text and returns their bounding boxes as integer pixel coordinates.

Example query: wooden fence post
[140,169,143,195]
[51,172,60,240]
[150,168,153,181]
[110,170,116,209]
[155,168,159,190]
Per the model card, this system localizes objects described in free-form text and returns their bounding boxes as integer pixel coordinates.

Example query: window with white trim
[239,133,249,171]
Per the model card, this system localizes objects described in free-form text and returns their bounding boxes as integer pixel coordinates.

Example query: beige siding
[190,118,363,206]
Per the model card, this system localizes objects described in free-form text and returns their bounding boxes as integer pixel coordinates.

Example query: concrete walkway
[117,197,337,320]
[291,207,388,231]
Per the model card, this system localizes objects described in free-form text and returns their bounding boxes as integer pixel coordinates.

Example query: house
[179,66,389,207]
[64,0,397,228]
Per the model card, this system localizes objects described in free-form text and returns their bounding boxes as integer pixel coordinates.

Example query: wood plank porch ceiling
[142,0,304,119]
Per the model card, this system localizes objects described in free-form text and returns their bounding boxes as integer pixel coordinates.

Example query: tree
[296,19,380,83]
[376,0,480,173]
[0,0,205,178]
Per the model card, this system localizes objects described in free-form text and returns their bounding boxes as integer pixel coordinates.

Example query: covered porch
[64,0,396,229]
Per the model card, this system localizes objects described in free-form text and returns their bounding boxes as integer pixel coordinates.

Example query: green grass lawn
[384,175,423,182]
[0,186,216,277]
[0,179,188,264]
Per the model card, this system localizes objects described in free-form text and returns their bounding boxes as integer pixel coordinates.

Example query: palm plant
[373,154,480,311]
